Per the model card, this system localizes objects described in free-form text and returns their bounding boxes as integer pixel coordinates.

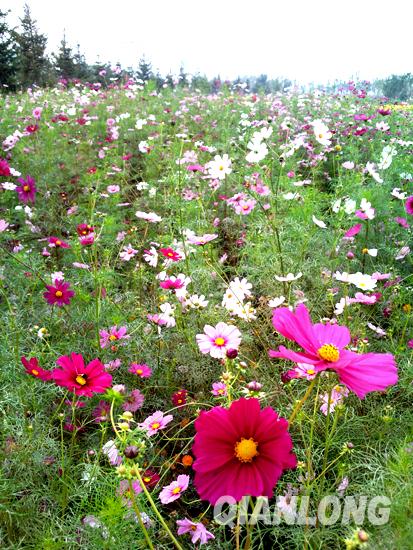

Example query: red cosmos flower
[141,469,160,489]
[48,236,71,248]
[269,304,398,399]
[52,352,112,397]
[160,247,182,262]
[0,159,11,176]
[192,398,296,504]
[43,280,75,307]
[76,223,95,237]
[21,356,52,381]
[16,175,37,204]
[172,389,188,407]
[25,124,39,133]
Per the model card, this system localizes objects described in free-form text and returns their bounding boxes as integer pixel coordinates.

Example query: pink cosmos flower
[269,304,398,398]
[92,400,110,422]
[320,385,349,415]
[43,280,74,307]
[192,398,296,505]
[118,480,142,507]
[128,363,152,378]
[48,236,71,249]
[186,233,218,246]
[0,219,9,232]
[122,389,144,412]
[139,411,173,436]
[52,352,112,397]
[344,224,362,239]
[107,184,120,194]
[395,217,410,229]
[176,518,215,545]
[211,381,227,396]
[196,322,242,359]
[99,326,129,348]
[79,234,95,246]
[119,244,138,261]
[16,175,37,204]
[233,198,257,215]
[102,439,122,466]
[405,196,413,215]
[159,474,190,504]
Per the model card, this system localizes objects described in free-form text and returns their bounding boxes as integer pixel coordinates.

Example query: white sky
[3,0,413,83]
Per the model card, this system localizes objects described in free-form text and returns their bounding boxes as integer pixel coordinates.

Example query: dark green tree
[53,32,77,80]
[15,4,49,87]
[0,9,18,91]
[73,44,92,80]
[381,73,413,101]
[136,57,153,83]
[178,66,188,87]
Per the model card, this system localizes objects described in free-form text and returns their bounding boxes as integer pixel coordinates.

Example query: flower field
[1,81,412,549]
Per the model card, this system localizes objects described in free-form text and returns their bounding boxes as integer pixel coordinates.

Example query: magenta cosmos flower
[192,398,296,505]
[16,175,37,204]
[196,322,242,359]
[52,352,112,397]
[128,363,152,378]
[43,280,74,307]
[48,236,71,249]
[405,196,413,215]
[99,326,129,348]
[269,304,398,399]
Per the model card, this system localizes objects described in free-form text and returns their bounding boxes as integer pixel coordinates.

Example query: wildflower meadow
[1,79,412,549]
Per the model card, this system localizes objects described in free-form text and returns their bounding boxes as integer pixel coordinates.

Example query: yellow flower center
[32,369,39,376]
[214,337,225,346]
[55,290,63,297]
[136,369,143,375]
[143,477,151,483]
[318,344,340,362]
[109,334,118,341]
[172,487,181,495]
[23,185,30,191]
[219,165,224,171]
[318,133,323,138]
[167,252,174,257]
[76,375,87,385]
[151,422,160,430]
[306,368,315,375]
[56,240,62,246]
[234,437,259,463]
[362,247,369,254]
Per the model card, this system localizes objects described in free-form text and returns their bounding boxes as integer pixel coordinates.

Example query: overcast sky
[3,0,412,83]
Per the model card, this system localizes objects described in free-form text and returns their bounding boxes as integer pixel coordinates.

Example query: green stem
[288,375,319,426]
[128,480,154,550]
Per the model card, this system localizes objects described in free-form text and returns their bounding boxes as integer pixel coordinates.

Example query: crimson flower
[21,356,52,381]
[43,280,74,307]
[16,175,37,204]
[48,236,71,248]
[76,223,95,236]
[192,398,296,504]
[52,352,112,396]
[0,159,11,176]
[269,304,398,399]
[160,247,182,261]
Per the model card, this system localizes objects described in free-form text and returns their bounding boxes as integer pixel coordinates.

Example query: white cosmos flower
[268,296,286,308]
[274,272,302,282]
[312,215,327,228]
[312,120,332,146]
[347,272,377,291]
[206,154,232,180]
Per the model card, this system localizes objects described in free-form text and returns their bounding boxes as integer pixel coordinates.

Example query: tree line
[1,5,412,99]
